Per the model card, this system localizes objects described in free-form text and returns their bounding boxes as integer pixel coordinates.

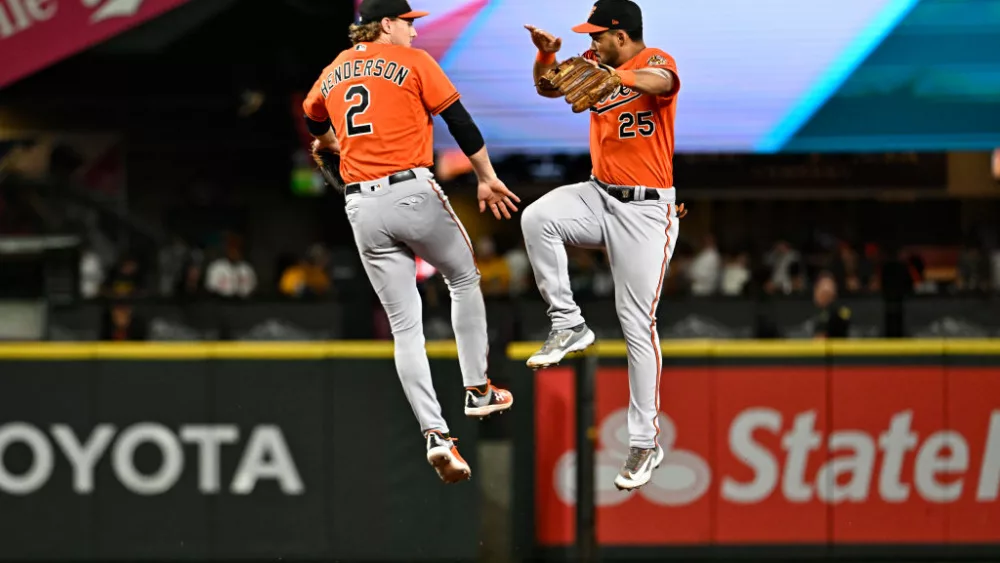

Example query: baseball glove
[311,143,345,193]
[538,56,622,113]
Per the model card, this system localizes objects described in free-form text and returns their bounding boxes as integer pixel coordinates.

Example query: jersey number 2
[618,111,655,139]
[345,85,373,137]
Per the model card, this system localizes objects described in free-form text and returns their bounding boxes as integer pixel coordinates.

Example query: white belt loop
[655,187,677,204]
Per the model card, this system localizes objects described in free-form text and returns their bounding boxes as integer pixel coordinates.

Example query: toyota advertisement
[535,365,1000,546]
[0,358,482,562]
[0,423,304,496]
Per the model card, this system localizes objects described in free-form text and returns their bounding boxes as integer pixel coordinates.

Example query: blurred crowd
[5,137,1000,345]
[408,231,1000,304]
[672,234,1000,299]
[80,234,341,303]
[40,211,1000,309]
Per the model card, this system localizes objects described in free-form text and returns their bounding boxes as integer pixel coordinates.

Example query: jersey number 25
[618,111,655,139]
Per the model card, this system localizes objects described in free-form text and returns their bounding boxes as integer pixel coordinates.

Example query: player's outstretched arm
[438,100,520,220]
[616,67,677,97]
[525,25,563,98]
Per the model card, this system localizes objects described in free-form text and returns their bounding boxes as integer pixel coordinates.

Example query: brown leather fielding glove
[538,56,622,113]
[311,144,345,193]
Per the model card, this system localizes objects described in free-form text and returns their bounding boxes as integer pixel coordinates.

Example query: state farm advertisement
[0,0,192,89]
[535,365,1000,546]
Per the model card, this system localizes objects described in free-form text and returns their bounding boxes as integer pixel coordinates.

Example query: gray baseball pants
[521,179,680,449]
[345,167,488,435]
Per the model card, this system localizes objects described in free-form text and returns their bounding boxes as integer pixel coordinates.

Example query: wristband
[536,51,556,65]
[617,69,637,88]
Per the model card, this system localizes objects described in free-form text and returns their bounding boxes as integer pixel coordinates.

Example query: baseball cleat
[613,445,665,491]
[526,324,596,369]
[425,430,471,484]
[464,379,514,418]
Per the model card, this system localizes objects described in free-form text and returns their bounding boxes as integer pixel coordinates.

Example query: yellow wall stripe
[0,339,994,360]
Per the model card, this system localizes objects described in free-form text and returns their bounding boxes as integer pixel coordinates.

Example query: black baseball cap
[358,0,429,23]
[571,0,642,34]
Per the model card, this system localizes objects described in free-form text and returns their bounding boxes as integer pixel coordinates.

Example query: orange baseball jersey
[587,47,680,189]
[303,43,460,184]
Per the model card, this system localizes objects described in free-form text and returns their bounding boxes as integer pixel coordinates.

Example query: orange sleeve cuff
[536,51,556,65]
[617,70,637,88]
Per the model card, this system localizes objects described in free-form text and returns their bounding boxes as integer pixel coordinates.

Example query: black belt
[591,176,660,203]
[345,169,418,195]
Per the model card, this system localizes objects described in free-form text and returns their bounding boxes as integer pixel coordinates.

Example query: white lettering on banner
[113,423,185,495]
[0,0,57,39]
[556,407,1000,508]
[815,431,875,503]
[878,411,917,502]
[5,0,31,32]
[84,0,145,24]
[0,422,303,495]
[231,426,304,495]
[180,425,239,494]
[0,423,54,494]
[0,0,150,41]
[722,408,781,503]
[782,411,821,503]
[915,431,969,502]
[977,411,1000,501]
[51,424,115,493]
[27,0,55,18]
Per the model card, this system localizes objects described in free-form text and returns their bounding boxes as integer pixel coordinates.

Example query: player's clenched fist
[524,24,562,53]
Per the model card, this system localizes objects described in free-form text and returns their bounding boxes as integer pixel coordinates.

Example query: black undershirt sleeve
[438,99,485,157]
[304,115,332,137]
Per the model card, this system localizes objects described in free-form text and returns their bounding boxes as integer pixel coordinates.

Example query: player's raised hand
[524,25,562,53]
[478,176,521,220]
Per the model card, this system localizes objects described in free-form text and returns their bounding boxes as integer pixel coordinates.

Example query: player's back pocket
[387,191,437,241]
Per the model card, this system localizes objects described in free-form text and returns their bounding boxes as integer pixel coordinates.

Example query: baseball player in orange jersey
[523,0,684,491]
[302,0,520,485]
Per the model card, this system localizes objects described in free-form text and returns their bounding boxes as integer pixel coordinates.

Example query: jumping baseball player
[302,0,519,485]
[523,0,684,491]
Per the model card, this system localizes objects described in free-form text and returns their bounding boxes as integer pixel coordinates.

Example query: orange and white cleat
[425,430,471,484]
[464,379,514,418]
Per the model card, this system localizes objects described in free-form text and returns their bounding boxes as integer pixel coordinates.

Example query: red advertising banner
[535,364,1000,546]
[0,0,192,89]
